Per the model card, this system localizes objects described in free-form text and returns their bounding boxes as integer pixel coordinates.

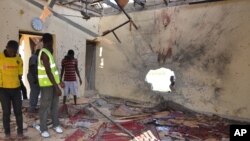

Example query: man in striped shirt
[60,50,82,105]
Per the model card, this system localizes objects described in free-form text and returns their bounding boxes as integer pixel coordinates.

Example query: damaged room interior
[0,0,250,140]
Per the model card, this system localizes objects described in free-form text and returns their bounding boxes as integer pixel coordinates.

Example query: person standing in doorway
[38,33,63,138]
[0,40,24,140]
[60,49,82,105]
[28,49,40,113]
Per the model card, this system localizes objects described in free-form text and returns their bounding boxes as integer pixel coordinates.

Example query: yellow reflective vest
[0,52,23,88]
[38,48,60,87]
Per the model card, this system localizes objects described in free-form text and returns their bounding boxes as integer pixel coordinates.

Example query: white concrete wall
[0,0,100,97]
[97,0,250,121]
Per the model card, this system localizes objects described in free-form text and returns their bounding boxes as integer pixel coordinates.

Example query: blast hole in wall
[145,67,175,92]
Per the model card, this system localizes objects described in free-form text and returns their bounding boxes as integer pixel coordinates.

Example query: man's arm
[75,60,82,85]
[18,56,23,84]
[60,61,65,82]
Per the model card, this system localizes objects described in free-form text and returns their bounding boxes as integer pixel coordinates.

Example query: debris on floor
[0,95,246,141]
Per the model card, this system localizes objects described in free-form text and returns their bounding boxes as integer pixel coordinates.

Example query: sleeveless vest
[38,48,60,87]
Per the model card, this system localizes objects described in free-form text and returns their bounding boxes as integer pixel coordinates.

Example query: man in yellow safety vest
[37,33,64,138]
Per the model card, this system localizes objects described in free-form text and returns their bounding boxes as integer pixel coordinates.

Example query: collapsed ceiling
[40,0,224,41]
[45,0,224,19]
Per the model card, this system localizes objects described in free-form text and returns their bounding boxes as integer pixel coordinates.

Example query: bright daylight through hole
[145,67,175,92]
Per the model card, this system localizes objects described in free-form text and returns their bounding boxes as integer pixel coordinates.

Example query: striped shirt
[62,58,77,81]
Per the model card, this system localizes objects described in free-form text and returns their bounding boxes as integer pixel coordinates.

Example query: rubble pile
[0,95,244,141]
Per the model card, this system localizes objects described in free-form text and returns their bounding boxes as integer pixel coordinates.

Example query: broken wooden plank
[89,103,137,140]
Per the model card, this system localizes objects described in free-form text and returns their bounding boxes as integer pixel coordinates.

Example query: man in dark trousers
[0,40,24,140]
[37,33,63,138]
[60,49,82,105]
[28,49,40,113]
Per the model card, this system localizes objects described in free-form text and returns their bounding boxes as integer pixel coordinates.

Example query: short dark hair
[42,33,53,44]
[67,49,74,56]
[6,40,19,50]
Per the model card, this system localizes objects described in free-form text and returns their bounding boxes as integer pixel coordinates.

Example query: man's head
[42,33,53,44]
[67,49,74,58]
[6,40,19,57]
[42,33,53,52]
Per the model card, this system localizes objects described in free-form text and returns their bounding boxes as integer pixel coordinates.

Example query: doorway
[85,41,96,90]
[19,31,43,98]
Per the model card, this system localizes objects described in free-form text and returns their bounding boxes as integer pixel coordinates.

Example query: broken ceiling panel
[39,0,226,18]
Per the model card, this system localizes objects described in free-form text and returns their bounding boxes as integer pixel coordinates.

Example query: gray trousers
[28,74,40,112]
[39,86,60,132]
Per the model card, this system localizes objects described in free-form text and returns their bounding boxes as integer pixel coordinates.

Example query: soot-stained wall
[96,0,250,121]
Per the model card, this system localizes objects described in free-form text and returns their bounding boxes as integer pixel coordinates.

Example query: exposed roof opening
[102,0,134,8]
[145,67,175,92]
